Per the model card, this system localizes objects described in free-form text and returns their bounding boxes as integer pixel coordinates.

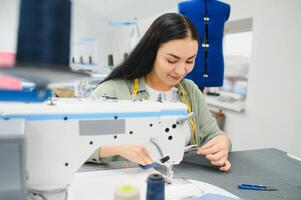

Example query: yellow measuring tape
[132,78,197,144]
[180,89,197,145]
[132,78,139,97]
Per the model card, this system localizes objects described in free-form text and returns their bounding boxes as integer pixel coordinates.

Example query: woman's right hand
[100,144,153,165]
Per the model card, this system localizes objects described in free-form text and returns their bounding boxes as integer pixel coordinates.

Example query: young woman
[89,13,231,171]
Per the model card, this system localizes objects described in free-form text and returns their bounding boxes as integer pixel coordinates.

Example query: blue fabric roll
[146,173,165,200]
[16,0,71,69]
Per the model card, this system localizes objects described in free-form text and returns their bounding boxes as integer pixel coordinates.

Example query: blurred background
[0,0,300,157]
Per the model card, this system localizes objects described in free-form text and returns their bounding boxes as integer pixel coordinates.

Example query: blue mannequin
[178,0,230,88]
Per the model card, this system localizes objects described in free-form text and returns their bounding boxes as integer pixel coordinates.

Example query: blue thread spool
[146,173,165,200]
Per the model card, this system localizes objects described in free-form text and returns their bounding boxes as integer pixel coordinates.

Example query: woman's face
[147,37,198,90]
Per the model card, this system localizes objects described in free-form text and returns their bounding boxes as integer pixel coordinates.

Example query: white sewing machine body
[0,98,189,193]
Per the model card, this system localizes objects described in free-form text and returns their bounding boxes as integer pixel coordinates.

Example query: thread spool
[108,54,114,66]
[114,184,140,200]
[146,173,165,200]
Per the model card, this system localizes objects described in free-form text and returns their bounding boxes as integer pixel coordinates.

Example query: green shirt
[88,77,226,163]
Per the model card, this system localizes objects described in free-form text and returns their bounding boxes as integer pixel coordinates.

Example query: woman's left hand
[197,134,231,172]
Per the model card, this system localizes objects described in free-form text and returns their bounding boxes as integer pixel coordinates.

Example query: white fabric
[145,84,175,102]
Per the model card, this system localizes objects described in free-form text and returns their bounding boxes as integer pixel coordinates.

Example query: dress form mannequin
[178,0,230,88]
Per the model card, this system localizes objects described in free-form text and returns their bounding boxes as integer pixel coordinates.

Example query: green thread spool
[114,184,140,200]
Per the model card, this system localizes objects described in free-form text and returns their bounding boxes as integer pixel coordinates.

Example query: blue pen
[238,184,278,191]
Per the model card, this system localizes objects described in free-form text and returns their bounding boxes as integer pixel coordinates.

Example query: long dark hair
[101,13,199,83]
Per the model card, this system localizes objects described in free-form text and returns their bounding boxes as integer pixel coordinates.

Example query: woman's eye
[167,60,177,64]
[186,61,194,64]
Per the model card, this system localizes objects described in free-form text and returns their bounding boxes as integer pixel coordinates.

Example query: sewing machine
[0,98,190,199]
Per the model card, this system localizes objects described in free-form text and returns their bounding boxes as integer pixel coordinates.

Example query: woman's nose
[174,63,187,76]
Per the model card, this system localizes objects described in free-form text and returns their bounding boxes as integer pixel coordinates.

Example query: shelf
[204,94,246,112]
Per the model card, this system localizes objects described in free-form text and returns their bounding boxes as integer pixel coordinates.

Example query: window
[222,31,253,98]
[222,18,253,99]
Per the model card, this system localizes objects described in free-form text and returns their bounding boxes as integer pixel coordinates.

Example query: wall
[71,1,109,68]
[108,6,180,66]
[219,0,301,157]
[73,1,142,68]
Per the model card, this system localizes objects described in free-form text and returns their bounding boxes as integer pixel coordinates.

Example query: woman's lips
[169,75,181,81]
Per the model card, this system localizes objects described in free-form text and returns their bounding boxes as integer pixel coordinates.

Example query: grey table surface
[167,148,301,200]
